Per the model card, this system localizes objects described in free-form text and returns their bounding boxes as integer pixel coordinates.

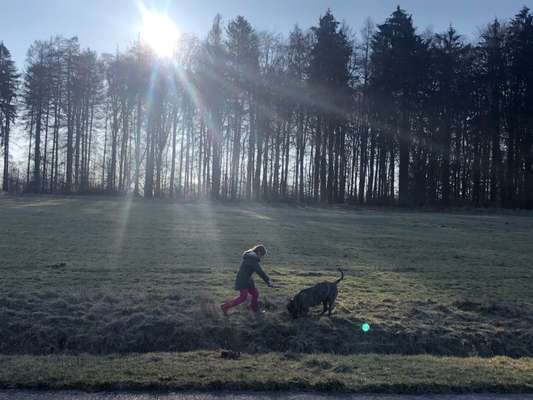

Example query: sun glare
[140,8,179,58]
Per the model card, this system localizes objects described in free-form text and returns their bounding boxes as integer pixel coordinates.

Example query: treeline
[1,6,532,208]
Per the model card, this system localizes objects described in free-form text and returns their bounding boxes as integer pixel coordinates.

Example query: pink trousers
[222,288,259,312]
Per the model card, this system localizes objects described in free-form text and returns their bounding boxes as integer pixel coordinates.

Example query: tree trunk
[211,110,222,199]
[358,125,368,204]
[398,111,410,206]
[170,109,178,197]
[33,105,42,193]
[246,102,255,200]
[254,111,264,201]
[313,117,321,201]
[2,118,9,191]
[134,99,142,196]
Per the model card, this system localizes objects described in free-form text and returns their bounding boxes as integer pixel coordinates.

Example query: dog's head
[286,297,298,319]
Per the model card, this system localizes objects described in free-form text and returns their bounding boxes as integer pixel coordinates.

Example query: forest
[0,6,532,208]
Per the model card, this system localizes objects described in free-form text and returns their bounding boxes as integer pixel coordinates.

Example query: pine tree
[308,10,352,203]
[506,7,533,209]
[225,16,259,199]
[431,26,470,205]
[370,7,428,206]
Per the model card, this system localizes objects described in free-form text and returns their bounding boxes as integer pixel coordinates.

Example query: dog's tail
[335,268,344,284]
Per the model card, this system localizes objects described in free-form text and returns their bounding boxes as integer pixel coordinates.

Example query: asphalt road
[1,392,533,400]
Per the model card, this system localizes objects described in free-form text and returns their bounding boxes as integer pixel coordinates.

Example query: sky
[1,0,531,69]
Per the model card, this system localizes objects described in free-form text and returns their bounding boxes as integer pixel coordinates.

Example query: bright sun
[140,8,179,58]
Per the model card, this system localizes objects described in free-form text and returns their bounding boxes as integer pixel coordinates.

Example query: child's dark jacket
[234,251,270,290]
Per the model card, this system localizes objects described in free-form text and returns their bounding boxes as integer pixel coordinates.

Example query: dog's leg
[322,300,328,315]
[328,292,338,316]
[328,300,335,316]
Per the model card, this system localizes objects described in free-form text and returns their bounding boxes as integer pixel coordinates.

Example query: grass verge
[1,352,533,394]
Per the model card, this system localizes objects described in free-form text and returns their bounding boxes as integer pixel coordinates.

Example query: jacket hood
[242,250,259,260]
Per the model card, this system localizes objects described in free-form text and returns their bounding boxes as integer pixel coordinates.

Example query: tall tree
[225,16,259,199]
[431,26,470,205]
[308,10,352,203]
[0,42,19,191]
[506,7,533,209]
[370,7,428,205]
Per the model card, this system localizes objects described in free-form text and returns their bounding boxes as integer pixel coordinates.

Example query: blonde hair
[245,244,267,257]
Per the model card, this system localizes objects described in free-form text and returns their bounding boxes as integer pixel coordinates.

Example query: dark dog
[287,269,344,319]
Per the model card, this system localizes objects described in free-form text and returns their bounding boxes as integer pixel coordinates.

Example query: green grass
[1,352,533,393]
[1,194,533,390]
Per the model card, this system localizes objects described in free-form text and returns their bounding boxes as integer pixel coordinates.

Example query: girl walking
[221,244,273,315]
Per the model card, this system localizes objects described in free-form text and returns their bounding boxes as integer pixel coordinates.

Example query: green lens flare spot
[361,323,370,332]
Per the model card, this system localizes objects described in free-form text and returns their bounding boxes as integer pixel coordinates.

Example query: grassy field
[1,352,533,393]
[1,194,533,390]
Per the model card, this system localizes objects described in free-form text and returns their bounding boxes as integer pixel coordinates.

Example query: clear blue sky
[1,0,530,68]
